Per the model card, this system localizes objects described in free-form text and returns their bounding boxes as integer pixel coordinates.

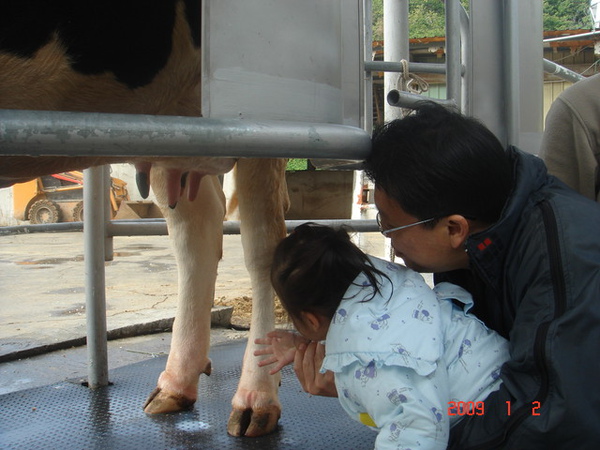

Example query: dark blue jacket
[442,147,600,449]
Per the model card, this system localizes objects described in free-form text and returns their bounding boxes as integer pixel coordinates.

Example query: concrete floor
[0,231,255,395]
[0,232,252,354]
[0,229,400,396]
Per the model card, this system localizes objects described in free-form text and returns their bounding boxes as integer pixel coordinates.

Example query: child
[255,223,509,450]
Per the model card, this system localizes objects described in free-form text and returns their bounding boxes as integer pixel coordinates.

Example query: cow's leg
[227,158,289,437]
[144,170,225,413]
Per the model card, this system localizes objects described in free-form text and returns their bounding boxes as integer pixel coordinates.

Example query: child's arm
[254,330,311,375]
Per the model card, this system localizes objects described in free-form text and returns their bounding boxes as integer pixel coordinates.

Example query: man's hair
[363,101,513,224]
[271,223,388,322]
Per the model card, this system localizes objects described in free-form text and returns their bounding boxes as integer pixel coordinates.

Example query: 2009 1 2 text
[447,401,541,416]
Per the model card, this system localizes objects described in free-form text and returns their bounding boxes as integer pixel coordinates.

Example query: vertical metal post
[383,0,409,121]
[469,0,507,146]
[84,166,109,388]
[459,6,472,115]
[382,0,409,260]
[363,0,374,133]
[445,0,462,108]
[505,0,521,148]
[353,0,373,250]
[103,166,114,262]
[469,0,542,151]
[510,0,543,154]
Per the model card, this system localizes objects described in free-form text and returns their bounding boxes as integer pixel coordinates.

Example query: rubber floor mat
[0,339,375,449]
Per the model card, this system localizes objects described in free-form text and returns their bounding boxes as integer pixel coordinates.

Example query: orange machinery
[12,171,130,224]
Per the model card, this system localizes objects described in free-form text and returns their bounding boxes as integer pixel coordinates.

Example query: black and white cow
[0,0,288,437]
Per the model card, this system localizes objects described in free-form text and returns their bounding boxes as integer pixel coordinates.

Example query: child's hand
[254,330,311,375]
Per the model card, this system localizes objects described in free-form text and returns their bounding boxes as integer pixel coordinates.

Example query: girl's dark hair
[363,101,513,225]
[271,223,389,322]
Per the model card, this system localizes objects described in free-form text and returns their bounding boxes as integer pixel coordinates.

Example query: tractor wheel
[29,199,62,224]
[72,201,84,222]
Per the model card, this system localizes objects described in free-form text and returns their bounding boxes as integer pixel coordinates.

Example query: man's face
[374,187,467,273]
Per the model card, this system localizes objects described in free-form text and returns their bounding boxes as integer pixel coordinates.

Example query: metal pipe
[364,61,455,75]
[383,0,409,122]
[505,0,521,147]
[469,0,507,146]
[102,218,382,236]
[445,0,462,107]
[362,0,374,134]
[0,110,371,160]
[106,220,168,236]
[2,219,380,236]
[367,59,583,90]
[285,219,378,233]
[459,4,472,114]
[0,222,84,235]
[543,59,585,83]
[387,89,456,109]
[83,166,109,388]
[103,166,114,262]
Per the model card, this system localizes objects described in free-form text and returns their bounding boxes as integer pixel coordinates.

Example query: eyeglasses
[376,212,436,237]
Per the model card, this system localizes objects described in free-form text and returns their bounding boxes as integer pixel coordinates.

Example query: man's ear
[300,311,322,332]
[445,214,471,250]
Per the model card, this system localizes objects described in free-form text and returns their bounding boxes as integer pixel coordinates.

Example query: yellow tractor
[12,171,130,224]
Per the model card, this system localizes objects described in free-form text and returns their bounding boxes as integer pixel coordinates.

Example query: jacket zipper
[466,200,567,449]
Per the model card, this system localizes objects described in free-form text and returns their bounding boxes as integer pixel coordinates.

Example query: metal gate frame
[0,0,589,390]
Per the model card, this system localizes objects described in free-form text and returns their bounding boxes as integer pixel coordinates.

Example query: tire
[29,199,61,224]
[72,201,84,222]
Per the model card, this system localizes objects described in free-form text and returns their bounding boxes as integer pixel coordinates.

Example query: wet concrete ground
[0,231,257,395]
[0,232,251,359]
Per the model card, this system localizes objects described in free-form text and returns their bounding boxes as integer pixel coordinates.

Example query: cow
[0,0,288,437]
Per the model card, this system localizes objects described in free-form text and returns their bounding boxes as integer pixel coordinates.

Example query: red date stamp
[447,401,541,416]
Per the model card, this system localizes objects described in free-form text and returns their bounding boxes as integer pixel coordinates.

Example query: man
[540,73,600,203]
[294,102,600,448]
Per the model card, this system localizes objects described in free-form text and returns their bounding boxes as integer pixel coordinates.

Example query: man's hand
[293,341,337,397]
[254,330,310,375]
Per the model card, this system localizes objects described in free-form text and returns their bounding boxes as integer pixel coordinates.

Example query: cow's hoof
[143,387,195,414]
[227,406,281,437]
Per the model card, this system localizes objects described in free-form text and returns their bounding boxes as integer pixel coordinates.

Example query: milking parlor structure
[0,1,596,448]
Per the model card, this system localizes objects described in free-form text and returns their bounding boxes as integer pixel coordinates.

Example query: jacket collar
[464,147,548,292]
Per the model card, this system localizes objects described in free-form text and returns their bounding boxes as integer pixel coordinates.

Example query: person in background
[540,72,600,202]
[292,102,600,448]
[256,223,508,450]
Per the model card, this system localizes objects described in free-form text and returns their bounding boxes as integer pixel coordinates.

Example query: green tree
[408,0,447,38]
[372,0,383,39]
[371,0,593,41]
[543,0,593,30]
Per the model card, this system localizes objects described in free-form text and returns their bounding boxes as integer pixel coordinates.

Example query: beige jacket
[540,73,600,202]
